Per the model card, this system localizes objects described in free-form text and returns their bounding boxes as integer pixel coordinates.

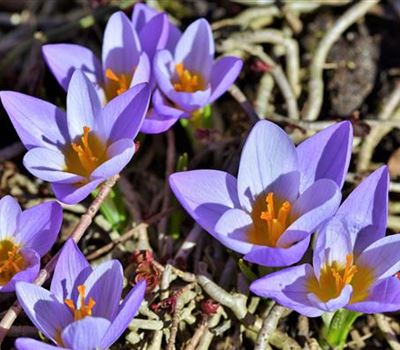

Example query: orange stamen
[307,254,365,302]
[258,192,292,246]
[0,240,26,285]
[71,126,98,175]
[173,63,205,93]
[64,126,108,178]
[105,68,130,96]
[65,285,96,321]
[331,254,358,293]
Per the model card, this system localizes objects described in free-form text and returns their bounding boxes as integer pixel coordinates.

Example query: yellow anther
[70,126,98,175]
[173,63,205,93]
[105,68,131,96]
[255,192,293,246]
[0,240,26,285]
[64,126,107,178]
[65,285,96,321]
[307,254,373,303]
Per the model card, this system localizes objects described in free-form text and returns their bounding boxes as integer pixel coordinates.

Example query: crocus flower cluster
[42,4,242,134]
[15,239,146,350]
[152,18,243,130]
[0,196,62,292]
[0,2,398,348]
[250,166,400,316]
[170,120,352,267]
[1,70,150,204]
[171,118,400,316]
[42,10,152,104]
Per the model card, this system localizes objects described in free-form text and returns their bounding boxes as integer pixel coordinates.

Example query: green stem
[322,309,362,349]
[92,186,127,233]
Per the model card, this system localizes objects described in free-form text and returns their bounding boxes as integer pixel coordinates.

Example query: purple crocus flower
[0,196,62,292]
[130,3,184,134]
[131,3,181,58]
[151,18,243,132]
[250,166,400,316]
[0,70,150,204]
[42,11,150,104]
[170,120,352,266]
[15,239,146,350]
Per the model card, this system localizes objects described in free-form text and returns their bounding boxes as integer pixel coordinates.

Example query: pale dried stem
[303,0,379,121]
[256,73,275,118]
[166,283,196,350]
[375,314,400,350]
[223,29,300,96]
[183,314,209,350]
[243,44,299,120]
[197,275,249,322]
[357,83,400,173]
[254,304,288,350]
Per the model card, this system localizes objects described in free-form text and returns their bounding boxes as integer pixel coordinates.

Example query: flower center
[307,254,374,303]
[64,126,107,178]
[65,285,96,321]
[248,192,293,247]
[0,239,27,285]
[172,63,205,93]
[104,68,133,100]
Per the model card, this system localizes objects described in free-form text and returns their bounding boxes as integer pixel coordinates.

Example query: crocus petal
[307,285,352,313]
[348,277,400,313]
[131,3,158,31]
[244,236,311,267]
[51,178,103,205]
[15,201,62,256]
[278,179,341,247]
[66,70,101,140]
[62,317,111,350]
[50,239,91,302]
[0,195,21,239]
[214,208,254,254]
[15,338,65,350]
[99,82,150,142]
[312,217,353,279]
[141,89,187,134]
[1,248,40,292]
[90,139,135,179]
[84,260,123,320]
[130,52,151,87]
[153,50,211,111]
[102,11,141,74]
[169,170,240,239]
[16,282,73,342]
[336,166,388,254]
[42,44,103,91]
[139,13,169,59]
[250,264,323,317]
[297,121,352,193]
[100,280,146,348]
[209,56,242,103]
[0,91,68,150]
[174,18,214,78]
[237,120,299,211]
[140,108,181,134]
[23,147,83,183]
[356,234,400,280]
